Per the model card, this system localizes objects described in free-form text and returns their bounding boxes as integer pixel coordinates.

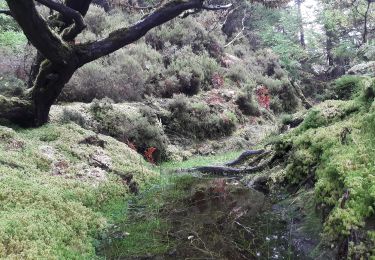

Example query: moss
[276,90,375,257]
[0,122,159,258]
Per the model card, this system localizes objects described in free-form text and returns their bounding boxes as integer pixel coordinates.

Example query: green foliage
[236,91,261,116]
[163,46,221,96]
[167,95,238,140]
[0,2,19,31]
[0,30,26,50]
[330,75,365,100]
[0,75,25,97]
[89,98,169,162]
[259,7,307,77]
[276,87,375,256]
[0,123,161,258]
[64,43,163,102]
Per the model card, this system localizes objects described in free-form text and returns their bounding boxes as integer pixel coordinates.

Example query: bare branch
[34,0,86,41]
[79,0,232,64]
[224,10,246,48]
[80,0,203,63]
[0,9,12,16]
[202,3,232,10]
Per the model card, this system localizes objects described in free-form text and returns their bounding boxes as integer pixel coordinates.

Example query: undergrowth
[274,76,375,257]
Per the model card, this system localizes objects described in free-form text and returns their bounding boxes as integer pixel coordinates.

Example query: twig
[224,10,247,48]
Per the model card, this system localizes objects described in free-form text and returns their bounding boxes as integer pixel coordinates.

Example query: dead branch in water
[225,149,267,167]
[180,150,274,176]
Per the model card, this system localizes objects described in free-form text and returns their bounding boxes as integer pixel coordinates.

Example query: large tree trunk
[1,60,78,126]
[31,60,78,126]
[2,0,232,127]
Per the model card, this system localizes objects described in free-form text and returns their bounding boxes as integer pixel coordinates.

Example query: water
[161,178,307,260]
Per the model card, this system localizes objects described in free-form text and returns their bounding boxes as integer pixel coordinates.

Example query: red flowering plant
[144,147,157,164]
[255,85,270,110]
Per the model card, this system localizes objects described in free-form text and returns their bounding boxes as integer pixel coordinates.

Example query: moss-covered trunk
[0,58,78,126]
[31,60,78,126]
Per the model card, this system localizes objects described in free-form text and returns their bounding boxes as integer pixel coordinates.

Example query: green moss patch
[0,123,158,258]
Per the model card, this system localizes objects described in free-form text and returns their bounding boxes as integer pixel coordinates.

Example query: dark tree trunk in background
[362,0,372,44]
[295,0,305,48]
[325,26,334,67]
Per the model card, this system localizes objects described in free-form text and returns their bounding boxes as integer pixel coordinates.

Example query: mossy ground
[0,123,161,259]
[0,121,207,259]
[274,77,375,257]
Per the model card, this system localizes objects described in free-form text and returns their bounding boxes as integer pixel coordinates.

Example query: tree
[0,0,289,127]
[295,0,305,48]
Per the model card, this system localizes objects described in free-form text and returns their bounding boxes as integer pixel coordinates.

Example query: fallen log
[225,149,266,167]
[180,151,275,176]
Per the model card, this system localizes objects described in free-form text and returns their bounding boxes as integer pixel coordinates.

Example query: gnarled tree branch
[6,0,72,65]
[202,3,232,10]
[179,150,274,176]
[79,0,232,64]
[35,0,86,41]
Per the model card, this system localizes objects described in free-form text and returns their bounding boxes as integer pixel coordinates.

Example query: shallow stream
[159,177,310,260]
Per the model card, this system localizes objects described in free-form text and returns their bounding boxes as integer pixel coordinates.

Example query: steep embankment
[267,76,375,258]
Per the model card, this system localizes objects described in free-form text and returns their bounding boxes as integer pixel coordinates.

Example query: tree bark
[362,0,371,44]
[296,0,305,48]
[1,0,235,126]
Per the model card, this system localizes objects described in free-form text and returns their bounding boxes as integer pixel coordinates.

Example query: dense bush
[167,95,238,140]
[89,98,169,162]
[63,43,164,102]
[329,75,364,100]
[0,75,25,97]
[161,46,221,96]
[236,91,261,116]
[145,15,223,54]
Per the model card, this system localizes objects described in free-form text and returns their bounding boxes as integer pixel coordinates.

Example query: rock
[77,165,107,183]
[52,160,69,175]
[89,149,112,169]
[39,145,56,161]
[5,139,25,151]
[348,61,375,76]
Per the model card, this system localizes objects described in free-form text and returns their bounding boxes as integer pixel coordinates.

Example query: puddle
[161,178,308,259]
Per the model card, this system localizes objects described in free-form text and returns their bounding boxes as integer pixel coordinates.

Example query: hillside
[1,0,375,259]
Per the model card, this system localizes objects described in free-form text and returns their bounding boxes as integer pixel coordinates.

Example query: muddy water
[161,178,309,260]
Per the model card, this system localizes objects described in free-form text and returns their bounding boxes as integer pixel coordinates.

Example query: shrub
[163,46,221,96]
[84,5,108,36]
[280,113,293,125]
[330,75,364,100]
[63,44,163,102]
[61,108,88,127]
[89,98,169,162]
[0,75,25,97]
[145,16,221,53]
[167,95,237,140]
[236,92,261,116]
